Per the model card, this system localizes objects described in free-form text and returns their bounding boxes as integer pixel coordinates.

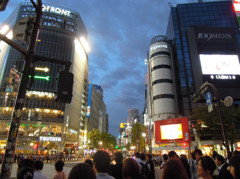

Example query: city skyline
[0,0,193,136]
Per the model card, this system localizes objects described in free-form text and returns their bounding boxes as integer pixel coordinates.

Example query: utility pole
[0,0,42,178]
[192,82,230,156]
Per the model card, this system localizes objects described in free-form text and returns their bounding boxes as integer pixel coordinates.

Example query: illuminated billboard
[199,54,240,75]
[160,124,183,140]
[199,54,240,87]
[155,117,190,144]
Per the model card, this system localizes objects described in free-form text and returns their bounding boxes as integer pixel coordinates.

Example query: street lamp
[99,141,102,149]
[142,132,146,153]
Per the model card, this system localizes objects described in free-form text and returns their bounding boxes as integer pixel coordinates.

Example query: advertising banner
[155,117,190,144]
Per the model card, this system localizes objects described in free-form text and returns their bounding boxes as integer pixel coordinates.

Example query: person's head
[134,152,140,159]
[162,154,169,161]
[55,160,64,172]
[140,153,146,161]
[194,149,203,162]
[212,151,218,160]
[17,159,34,179]
[233,150,240,156]
[114,152,123,164]
[180,154,187,160]
[34,160,44,171]
[93,150,111,173]
[123,158,140,179]
[228,155,240,179]
[197,156,217,177]
[146,154,152,161]
[68,163,96,179]
[215,155,225,167]
[161,158,188,179]
[168,151,177,159]
[84,159,93,168]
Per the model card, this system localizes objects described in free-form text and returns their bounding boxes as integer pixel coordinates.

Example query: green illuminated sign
[29,75,50,81]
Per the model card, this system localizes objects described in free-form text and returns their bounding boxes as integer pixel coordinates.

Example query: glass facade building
[0,3,89,154]
[167,0,240,116]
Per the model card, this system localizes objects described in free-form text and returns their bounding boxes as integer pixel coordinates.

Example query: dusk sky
[0,0,193,136]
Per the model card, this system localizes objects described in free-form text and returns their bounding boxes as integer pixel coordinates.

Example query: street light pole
[192,82,230,156]
[142,133,146,153]
[0,1,42,178]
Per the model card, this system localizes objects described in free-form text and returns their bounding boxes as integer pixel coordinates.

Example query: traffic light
[115,145,119,149]
[55,70,74,103]
[0,0,9,11]
[33,143,38,150]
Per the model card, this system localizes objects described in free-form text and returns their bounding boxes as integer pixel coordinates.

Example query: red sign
[155,117,190,144]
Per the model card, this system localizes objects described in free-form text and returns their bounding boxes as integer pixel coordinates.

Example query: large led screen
[160,124,183,140]
[199,54,240,75]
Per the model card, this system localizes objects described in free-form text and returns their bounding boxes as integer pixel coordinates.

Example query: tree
[191,106,240,151]
[88,129,116,150]
[131,122,146,152]
[88,129,100,148]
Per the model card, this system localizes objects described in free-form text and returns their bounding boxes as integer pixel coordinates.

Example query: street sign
[224,96,233,107]
[206,92,212,105]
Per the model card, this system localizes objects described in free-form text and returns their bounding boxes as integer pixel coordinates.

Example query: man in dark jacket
[215,154,233,179]
[110,152,123,179]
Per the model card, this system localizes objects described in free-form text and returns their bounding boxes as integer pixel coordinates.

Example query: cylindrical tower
[149,35,176,121]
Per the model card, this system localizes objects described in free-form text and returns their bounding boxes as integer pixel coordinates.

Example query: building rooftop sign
[42,5,71,16]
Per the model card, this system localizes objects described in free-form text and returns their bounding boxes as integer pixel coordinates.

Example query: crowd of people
[15,149,240,179]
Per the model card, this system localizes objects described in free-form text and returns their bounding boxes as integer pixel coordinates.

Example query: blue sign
[206,92,212,105]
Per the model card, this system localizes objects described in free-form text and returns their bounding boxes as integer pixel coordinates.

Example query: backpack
[140,162,150,178]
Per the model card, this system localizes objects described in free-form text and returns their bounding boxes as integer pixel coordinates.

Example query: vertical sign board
[86,83,92,118]
[155,117,190,144]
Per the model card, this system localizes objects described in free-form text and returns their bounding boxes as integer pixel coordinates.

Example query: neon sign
[42,5,71,16]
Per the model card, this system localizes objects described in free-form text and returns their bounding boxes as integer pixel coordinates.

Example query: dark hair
[161,159,188,179]
[180,157,191,178]
[212,151,218,159]
[229,155,240,179]
[163,154,169,161]
[134,152,140,158]
[216,155,225,164]
[115,152,123,163]
[146,154,152,159]
[199,156,217,176]
[68,163,96,179]
[93,150,111,173]
[123,158,140,178]
[168,151,177,158]
[140,153,146,161]
[17,159,34,179]
[55,160,64,172]
[194,149,203,156]
[233,150,240,156]
[34,160,44,170]
[84,159,93,168]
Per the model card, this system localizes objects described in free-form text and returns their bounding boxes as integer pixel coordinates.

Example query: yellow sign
[120,123,126,128]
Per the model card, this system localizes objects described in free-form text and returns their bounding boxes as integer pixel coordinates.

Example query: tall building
[167,0,240,116]
[86,83,108,133]
[148,35,178,121]
[126,108,139,125]
[0,3,89,154]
